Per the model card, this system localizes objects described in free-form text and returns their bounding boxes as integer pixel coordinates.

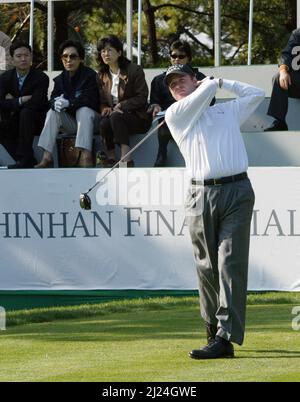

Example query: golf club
[80,116,166,210]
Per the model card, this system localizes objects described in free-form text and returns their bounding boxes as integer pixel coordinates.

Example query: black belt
[192,172,248,186]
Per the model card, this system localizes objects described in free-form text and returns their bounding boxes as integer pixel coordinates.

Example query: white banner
[0,167,299,291]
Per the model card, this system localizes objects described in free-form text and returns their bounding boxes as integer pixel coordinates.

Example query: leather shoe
[34,158,53,168]
[189,336,234,359]
[119,160,135,168]
[78,157,94,168]
[7,157,37,169]
[264,119,288,131]
[96,152,116,168]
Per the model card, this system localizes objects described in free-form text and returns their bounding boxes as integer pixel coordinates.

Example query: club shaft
[87,118,166,194]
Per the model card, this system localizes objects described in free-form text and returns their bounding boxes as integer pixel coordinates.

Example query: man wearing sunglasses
[35,40,100,168]
[149,40,214,167]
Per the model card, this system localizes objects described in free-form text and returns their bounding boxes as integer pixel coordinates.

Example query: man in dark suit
[0,41,49,168]
[265,29,300,131]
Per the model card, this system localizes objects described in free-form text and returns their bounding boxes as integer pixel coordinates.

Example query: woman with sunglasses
[97,35,151,167]
[149,40,215,167]
[35,40,100,168]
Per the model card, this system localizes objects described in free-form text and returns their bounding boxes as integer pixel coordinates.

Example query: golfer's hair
[170,40,192,62]
[10,41,32,57]
[97,34,130,73]
[58,40,85,60]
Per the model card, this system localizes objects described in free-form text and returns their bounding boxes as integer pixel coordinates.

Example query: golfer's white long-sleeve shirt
[165,78,265,180]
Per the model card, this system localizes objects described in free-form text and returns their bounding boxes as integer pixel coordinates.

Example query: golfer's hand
[101,107,113,117]
[113,103,123,114]
[279,70,291,90]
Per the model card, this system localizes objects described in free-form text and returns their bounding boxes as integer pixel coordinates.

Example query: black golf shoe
[264,119,288,131]
[189,336,234,360]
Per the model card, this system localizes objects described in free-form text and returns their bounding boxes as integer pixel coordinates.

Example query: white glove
[54,95,70,112]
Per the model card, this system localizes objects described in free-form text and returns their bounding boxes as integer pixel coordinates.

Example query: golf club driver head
[80,193,92,210]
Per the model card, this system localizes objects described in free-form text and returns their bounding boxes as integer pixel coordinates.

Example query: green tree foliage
[0,2,47,67]
[141,0,296,66]
[0,0,296,68]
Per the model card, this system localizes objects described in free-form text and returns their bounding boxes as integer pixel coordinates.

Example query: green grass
[1,293,300,382]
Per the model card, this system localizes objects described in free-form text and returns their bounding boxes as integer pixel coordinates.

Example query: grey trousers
[186,177,255,345]
[38,107,99,153]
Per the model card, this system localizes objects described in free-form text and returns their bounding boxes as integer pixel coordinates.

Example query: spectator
[0,41,49,168]
[35,40,100,168]
[0,31,13,71]
[149,40,214,167]
[265,29,300,131]
[97,35,151,167]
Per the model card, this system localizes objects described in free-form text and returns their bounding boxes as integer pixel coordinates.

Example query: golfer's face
[168,74,198,101]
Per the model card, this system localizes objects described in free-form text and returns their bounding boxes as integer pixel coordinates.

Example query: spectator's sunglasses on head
[61,53,79,61]
[170,53,187,60]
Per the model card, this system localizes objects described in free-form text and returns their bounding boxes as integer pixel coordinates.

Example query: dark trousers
[186,178,255,345]
[100,111,152,151]
[156,120,172,157]
[267,71,300,121]
[0,108,46,161]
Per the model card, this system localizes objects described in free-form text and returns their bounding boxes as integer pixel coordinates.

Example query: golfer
[165,64,265,359]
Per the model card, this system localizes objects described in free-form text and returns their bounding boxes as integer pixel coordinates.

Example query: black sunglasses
[170,53,187,60]
[61,53,79,61]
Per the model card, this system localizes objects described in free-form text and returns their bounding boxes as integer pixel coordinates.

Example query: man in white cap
[165,64,265,359]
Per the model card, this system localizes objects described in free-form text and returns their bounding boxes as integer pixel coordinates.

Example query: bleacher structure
[17,64,300,169]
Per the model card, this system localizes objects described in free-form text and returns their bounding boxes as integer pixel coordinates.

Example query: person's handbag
[57,135,81,168]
